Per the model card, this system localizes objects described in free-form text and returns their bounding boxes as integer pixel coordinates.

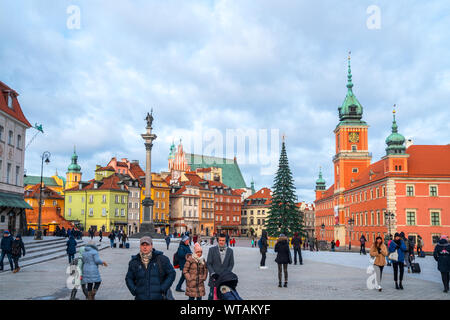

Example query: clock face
[349,132,359,143]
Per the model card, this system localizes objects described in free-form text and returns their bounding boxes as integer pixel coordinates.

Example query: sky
[1,0,449,203]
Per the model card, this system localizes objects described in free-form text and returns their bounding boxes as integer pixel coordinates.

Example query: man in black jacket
[259,230,268,269]
[291,232,303,265]
[125,236,175,300]
[206,234,234,300]
[175,235,192,292]
[0,230,14,271]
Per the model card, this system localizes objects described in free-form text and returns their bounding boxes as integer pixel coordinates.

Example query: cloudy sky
[2,0,449,203]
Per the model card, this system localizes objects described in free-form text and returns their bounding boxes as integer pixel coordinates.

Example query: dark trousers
[188,296,202,300]
[99,236,102,242]
[294,247,302,264]
[441,272,450,291]
[360,244,366,254]
[68,254,75,264]
[392,261,405,282]
[110,239,114,248]
[87,282,101,292]
[166,243,170,250]
[208,286,214,300]
[13,256,20,269]
[0,251,13,270]
[260,251,266,266]
[176,271,186,290]
[278,263,288,283]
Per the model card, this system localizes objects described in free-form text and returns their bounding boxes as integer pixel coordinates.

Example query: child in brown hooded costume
[183,242,208,300]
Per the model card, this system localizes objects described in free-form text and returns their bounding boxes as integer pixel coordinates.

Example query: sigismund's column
[139,110,157,234]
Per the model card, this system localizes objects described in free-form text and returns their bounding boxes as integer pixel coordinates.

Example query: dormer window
[7,93,13,109]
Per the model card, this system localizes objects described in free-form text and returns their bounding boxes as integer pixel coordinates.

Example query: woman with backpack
[259,231,268,269]
[67,235,77,263]
[274,234,291,287]
[183,243,208,300]
[388,232,407,290]
[11,235,25,273]
[370,236,388,292]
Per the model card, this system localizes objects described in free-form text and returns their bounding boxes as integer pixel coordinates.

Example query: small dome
[385,132,405,145]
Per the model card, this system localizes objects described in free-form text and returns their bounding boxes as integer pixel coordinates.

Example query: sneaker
[175,288,185,292]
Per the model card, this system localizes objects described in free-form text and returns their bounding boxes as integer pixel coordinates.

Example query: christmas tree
[266,139,305,237]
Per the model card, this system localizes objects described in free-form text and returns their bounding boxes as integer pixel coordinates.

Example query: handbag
[388,250,398,262]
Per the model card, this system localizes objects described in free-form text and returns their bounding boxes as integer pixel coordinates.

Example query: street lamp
[34,151,50,240]
[347,218,354,251]
[385,211,395,240]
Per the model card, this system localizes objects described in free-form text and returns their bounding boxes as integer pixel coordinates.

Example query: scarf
[192,254,204,264]
[140,251,152,269]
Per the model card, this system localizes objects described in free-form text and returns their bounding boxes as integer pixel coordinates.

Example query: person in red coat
[335,239,340,250]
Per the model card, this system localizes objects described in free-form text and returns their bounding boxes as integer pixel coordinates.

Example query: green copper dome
[67,147,81,172]
[315,168,326,190]
[385,109,406,155]
[338,53,366,125]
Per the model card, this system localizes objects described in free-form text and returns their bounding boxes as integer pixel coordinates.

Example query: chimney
[405,138,413,149]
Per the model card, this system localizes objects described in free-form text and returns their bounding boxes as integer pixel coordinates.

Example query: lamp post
[347,218,354,251]
[34,151,50,240]
[385,211,395,240]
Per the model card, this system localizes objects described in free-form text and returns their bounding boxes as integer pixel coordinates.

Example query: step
[20,241,86,262]
[26,240,85,255]
[0,243,109,273]
[24,239,68,250]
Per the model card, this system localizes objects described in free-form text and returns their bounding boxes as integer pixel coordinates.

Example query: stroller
[213,271,243,300]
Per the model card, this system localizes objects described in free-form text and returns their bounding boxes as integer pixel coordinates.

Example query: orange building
[314,55,450,253]
[24,184,74,233]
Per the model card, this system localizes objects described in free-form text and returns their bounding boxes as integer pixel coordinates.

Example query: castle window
[8,131,13,145]
[399,165,402,171]
[352,168,358,173]
[431,211,441,226]
[406,211,416,225]
[352,145,357,152]
[406,185,414,197]
[429,185,438,197]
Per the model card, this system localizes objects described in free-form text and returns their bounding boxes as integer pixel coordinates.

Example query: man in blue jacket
[175,235,192,292]
[0,230,14,271]
[125,236,175,300]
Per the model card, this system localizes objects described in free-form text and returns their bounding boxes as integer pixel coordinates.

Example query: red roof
[244,187,272,205]
[96,166,115,172]
[25,184,64,199]
[0,81,31,127]
[66,174,126,192]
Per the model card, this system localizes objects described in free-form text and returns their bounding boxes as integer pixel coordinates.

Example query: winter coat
[206,246,234,287]
[11,238,25,258]
[291,236,302,249]
[81,245,103,284]
[369,243,388,266]
[183,253,208,298]
[433,239,450,273]
[260,232,268,254]
[177,241,192,270]
[66,237,77,255]
[274,236,291,264]
[125,249,176,300]
[165,236,171,244]
[360,236,366,245]
[1,235,14,253]
[108,233,115,240]
[388,239,407,263]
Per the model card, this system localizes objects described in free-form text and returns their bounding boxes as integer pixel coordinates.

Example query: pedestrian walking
[108,232,116,248]
[417,235,424,256]
[331,240,335,252]
[370,236,388,292]
[226,233,230,247]
[66,235,77,263]
[400,232,412,273]
[206,233,234,300]
[0,230,14,271]
[165,235,171,250]
[210,236,214,245]
[309,238,314,251]
[314,238,319,252]
[259,230,268,269]
[290,232,303,265]
[82,240,107,300]
[118,230,123,243]
[70,246,88,300]
[275,234,291,288]
[99,230,103,242]
[388,232,407,290]
[122,232,128,247]
[11,234,25,273]
[335,239,340,251]
[360,235,367,255]
[125,236,175,300]
[433,235,450,293]
[183,243,208,300]
[175,235,192,292]
[385,236,392,266]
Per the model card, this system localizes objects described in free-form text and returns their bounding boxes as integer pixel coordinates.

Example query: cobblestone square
[0,238,448,300]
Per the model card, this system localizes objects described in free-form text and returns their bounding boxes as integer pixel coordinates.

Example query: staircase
[0,237,109,273]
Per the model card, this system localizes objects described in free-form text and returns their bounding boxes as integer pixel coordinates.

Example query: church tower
[333,52,372,194]
[65,146,82,190]
[315,167,326,199]
[382,107,409,173]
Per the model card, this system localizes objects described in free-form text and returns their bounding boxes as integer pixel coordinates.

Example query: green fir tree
[266,140,305,237]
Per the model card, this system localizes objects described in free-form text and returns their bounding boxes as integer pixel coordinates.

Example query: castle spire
[347,50,353,93]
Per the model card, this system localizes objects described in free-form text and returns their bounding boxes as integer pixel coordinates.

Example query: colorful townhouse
[241,187,272,237]
[64,173,129,232]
